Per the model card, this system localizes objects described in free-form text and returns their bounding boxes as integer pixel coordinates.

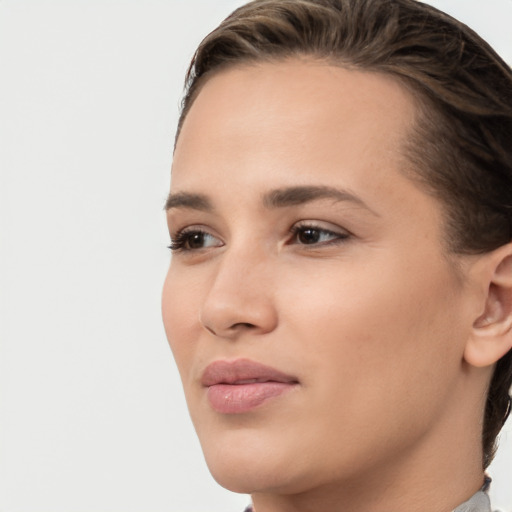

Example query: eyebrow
[164,192,213,212]
[165,185,377,215]
[262,185,375,213]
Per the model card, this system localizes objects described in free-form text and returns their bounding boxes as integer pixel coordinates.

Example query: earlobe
[464,245,512,368]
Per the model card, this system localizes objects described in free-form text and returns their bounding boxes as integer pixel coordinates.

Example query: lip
[201,359,299,414]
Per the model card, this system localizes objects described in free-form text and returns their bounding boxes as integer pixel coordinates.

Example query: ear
[464,243,512,368]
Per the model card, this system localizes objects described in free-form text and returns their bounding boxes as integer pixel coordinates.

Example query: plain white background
[1,1,511,511]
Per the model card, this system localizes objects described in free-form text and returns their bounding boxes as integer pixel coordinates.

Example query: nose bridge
[200,242,277,338]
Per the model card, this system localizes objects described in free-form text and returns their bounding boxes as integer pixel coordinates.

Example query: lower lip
[206,382,297,414]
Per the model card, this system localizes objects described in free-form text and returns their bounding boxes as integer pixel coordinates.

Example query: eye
[168,228,223,252]
[289,223,349,246]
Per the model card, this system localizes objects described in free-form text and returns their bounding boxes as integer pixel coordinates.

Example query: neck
[252,453,484,512]
[251,389,486,512]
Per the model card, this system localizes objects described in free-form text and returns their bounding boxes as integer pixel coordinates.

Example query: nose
[199,248,278,340]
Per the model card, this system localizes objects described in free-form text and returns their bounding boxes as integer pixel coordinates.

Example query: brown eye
[290,224,350,246]
[169,230,222,252]
[186,232,207,249]
[297,228,322,244]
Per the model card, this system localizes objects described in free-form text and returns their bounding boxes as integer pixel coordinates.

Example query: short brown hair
[176,0,512,468]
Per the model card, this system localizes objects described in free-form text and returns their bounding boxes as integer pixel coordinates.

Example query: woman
[162,0,512,511]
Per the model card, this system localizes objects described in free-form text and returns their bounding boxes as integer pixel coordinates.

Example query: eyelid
[290,220,351,235]
[288,220,351,245]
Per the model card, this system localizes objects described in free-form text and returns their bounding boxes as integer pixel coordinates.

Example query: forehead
[172,60,418,189]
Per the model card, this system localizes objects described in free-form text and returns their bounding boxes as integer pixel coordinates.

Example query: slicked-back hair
[175,0,512,468]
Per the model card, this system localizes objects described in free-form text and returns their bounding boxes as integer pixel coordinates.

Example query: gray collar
[453,490,492,512]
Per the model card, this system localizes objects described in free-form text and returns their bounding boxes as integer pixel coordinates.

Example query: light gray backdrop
[1,1,511,511]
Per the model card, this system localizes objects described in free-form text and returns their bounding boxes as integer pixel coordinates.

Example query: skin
[162,60,502,512]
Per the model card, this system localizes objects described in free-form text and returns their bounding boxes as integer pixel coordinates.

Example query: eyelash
[168,223,349,252]
[168,228,215,252]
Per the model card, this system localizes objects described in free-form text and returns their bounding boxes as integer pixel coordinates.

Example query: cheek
[266,258,467,473]
[278,255,466,404]
[162,267,201,376]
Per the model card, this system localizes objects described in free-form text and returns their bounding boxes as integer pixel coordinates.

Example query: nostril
[232,322,257,329]
[202,322,254,336]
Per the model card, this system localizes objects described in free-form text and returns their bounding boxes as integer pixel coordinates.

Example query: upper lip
[201,358,299,387]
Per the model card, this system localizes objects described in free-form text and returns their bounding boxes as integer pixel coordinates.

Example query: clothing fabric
[243,479,494,512]
[453,489,492,512]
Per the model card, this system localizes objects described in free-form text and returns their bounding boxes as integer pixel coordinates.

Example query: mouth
[201,359,300,414]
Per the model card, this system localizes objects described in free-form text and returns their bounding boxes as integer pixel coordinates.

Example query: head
[163,0,512,500]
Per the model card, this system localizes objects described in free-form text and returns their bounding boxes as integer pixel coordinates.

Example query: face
[162,61,476,496]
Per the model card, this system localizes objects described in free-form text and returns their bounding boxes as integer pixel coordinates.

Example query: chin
[208,462,272,494]
[199,428,306,494]
[208,458,309,496]
[198,424,358,497]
